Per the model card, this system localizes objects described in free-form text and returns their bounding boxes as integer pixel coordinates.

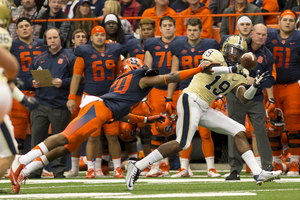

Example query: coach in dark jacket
[27,28,76,178]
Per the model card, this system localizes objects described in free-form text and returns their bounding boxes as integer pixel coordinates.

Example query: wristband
[68,94,76,100]
[163,75,167,85]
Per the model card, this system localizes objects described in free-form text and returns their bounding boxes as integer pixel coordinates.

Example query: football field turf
[1,170,299,200]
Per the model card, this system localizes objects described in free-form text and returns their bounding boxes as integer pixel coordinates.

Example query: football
[240,52,258,70]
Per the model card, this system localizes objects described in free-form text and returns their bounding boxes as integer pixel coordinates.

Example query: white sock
[136,149,163,171]
[95,157,102,171]
[273,155,282,164]
[290,155,300,163]
[12,87,25,102]
[112,157,121,170]
[87,160,94,170]
[23,155,49,176]
[205,156,215,170]
[180,157,189,170]
[255,156,262,168]
[71,156,79,172]
[241,150,262,175]
[19,142,48,165]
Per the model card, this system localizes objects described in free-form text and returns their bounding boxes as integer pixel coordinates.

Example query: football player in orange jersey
[143,16,182,177]
[64,29,88,178]
[265,10,300,176]
[67,26,124,178]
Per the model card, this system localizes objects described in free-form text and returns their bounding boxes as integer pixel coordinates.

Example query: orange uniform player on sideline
[9,57,215,194]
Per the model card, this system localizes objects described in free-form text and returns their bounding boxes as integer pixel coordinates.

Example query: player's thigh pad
[175,93,202,150]
[0,115,18,158]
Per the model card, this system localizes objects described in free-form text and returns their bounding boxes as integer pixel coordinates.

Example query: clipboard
[30,69,54,87]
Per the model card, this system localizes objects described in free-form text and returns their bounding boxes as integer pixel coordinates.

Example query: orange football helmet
[155,112,177,137]
[266,108,284,138]
[119,122,137,141]
[120,57,146,74]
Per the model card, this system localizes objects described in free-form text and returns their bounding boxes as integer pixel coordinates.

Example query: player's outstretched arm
[120,113,165,124]
[0,46,19,81]
[139,62,216,88]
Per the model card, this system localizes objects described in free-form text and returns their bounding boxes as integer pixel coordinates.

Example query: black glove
[200,62,221,75]
[253,70,269,88]
[20,96,39,111]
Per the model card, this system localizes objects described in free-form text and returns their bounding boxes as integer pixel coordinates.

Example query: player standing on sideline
[10,57,216,194]
[265,10,300,176]
[167,17,221,178]
[9,17,46,154]
[126,37,282,191]
[64,29,88,178]
[143,16,183,177]
[67,26,124,178]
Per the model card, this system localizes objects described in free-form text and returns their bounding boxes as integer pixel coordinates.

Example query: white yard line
[0,192,256,199]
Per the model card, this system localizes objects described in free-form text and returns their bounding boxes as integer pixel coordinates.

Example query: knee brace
[287,131,300,148]
[268,135,283,151]
[16,138,24,151]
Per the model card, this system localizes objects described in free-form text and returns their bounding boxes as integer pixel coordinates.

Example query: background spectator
[9,0,41,39]
[171,0,189,14]
[37,0,71,47]
[208,0,230,28]
[89,0,106,17]
[141,0,177,37]
[102,0,133,35]
[61,0,79,19]
[249,0,279,24]
[134,0,176,31]
[73,0,94,39]
[119,0,140,30]
[219,0,263,39]
[175,0,214,38]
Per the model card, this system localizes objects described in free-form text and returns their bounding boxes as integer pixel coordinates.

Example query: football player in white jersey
[126,36,282,191]
[0,2,20,180]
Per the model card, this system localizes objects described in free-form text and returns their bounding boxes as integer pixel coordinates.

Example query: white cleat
[146,164,161,177]
[171,168,189,178]
[254,170,282,186]
[125,161,141,191]
[65,170,80,178]
[207,168,221,177]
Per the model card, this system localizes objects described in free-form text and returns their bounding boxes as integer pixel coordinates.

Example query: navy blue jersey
[246,43,275,100]
[144,36,186,90]
[265,28,300,84]
[126,38,145,61]
[101,68,152,121]
[10,39,46,90]
[75,43,122,96]
[171,38,220,90]
[27,48,76,109]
